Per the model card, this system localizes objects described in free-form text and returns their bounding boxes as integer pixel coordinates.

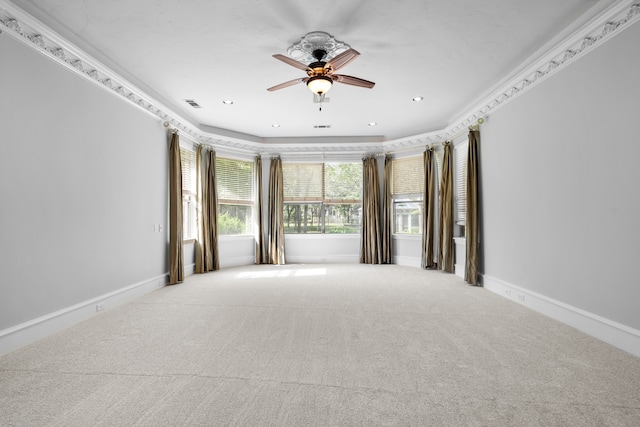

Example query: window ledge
[284,234,360,240]
[219,234,255,242]
[393,234,422,241]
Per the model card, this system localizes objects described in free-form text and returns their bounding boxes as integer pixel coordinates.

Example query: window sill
[219,234,255,242]
[284,234,360,239]
[393,234,422,240]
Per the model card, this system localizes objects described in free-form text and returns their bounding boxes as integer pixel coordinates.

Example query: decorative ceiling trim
[287,31,351,64]
[1,0,638,155]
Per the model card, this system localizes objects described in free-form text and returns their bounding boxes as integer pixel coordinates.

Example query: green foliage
[325,163,362,200]
[218,212,244,234]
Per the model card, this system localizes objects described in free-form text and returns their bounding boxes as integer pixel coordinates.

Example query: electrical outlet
[504,289,511,296]
[96,303,105,312]
[517,294,525,302]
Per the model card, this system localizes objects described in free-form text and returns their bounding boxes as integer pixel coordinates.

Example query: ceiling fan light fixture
[307,76,333,96]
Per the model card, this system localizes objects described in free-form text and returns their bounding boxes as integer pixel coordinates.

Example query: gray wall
[480,22,640,330]
[2,16,638,340]
[0,35,168,330]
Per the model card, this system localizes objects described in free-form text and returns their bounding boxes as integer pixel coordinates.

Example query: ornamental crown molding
[1,0,638,155]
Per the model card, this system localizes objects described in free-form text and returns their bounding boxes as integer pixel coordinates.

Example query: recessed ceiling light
[368,122,377,126]
[222,100,234,105]
[412,96,424,102]
[272,124,280,128]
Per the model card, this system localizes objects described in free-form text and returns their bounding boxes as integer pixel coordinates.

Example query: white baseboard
[285,255,360,264]
[220,255,259,268]
[184,263,196,277]
[482,275,640,358]
[394,256,421,268]
[0,273,168,357]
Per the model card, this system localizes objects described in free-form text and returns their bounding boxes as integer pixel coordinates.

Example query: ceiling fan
[267,48,375,101]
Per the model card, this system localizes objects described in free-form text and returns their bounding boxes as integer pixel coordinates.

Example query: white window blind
[179,146,196,197]
[216,157,255,205]
[283,163,324,201]
[392,156,424,195]
[179,146,197,240]
[435,149,443,187]
[455,141,468,225]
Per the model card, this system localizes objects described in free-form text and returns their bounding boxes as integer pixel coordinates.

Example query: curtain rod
[446,117,485,142]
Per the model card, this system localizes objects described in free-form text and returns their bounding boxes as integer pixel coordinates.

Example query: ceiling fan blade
[272,54,311,71]
[325,48,360,72]
[332,74,375,88]
[267,77,307,91]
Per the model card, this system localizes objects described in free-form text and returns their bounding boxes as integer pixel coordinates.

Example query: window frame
[216,156,257,236]
[283,161,362,234]
[391,155,424,235]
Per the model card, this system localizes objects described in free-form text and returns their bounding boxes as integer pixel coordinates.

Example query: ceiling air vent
[314,125,331,129]
[184,99,201,108]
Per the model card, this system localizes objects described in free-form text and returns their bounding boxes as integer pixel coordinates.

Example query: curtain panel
[195,145,205,273]
[268,156,285,265]
[204,150,220,271]
[360,156,382,264]
[438,142,454,273]
[168,132,184,285]
[421,148,437,269]
[255,156,267,264]
[196,147,219,273]
[465,130,480,285]
[381,154,393,264]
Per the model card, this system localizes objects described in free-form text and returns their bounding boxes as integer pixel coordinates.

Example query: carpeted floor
[1,264,639,426]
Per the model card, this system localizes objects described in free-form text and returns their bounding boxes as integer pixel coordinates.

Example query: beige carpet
[1,264,639,426]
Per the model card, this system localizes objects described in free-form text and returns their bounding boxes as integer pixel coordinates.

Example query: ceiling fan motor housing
[308,49,329,72]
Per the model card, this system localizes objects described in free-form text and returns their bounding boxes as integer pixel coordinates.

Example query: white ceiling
[8,0,612,142]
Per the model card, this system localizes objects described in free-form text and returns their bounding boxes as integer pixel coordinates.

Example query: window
[179,146,197,240]
[391,156,424,234]
[283,162,362,234]
[216,157,256,235]
[455,141,468,226]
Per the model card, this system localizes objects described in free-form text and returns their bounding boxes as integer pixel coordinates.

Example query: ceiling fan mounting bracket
[287,31,350,64]
[312,49,327,62]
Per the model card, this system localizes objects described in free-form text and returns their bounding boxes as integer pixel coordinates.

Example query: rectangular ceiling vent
[184,99,202,108]
[314,125,331,129]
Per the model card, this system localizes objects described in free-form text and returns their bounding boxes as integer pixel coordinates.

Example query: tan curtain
[204,150,220,271]
[194,145,205,273]
[168,131,184,285]
[465,130,480,285]
[360,155,381,264]
[421,147,437,269]
[438,142,454,273]
[381,155,393,264]
[255,156,267,264]
[268,156,285,265]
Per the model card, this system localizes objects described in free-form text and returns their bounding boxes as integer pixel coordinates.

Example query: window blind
[455,141,468,225]
[392,156,424,195]
[435,149,443,186]
[216,157,255,204]
[179,146,196,196]
[283,163,324,202]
